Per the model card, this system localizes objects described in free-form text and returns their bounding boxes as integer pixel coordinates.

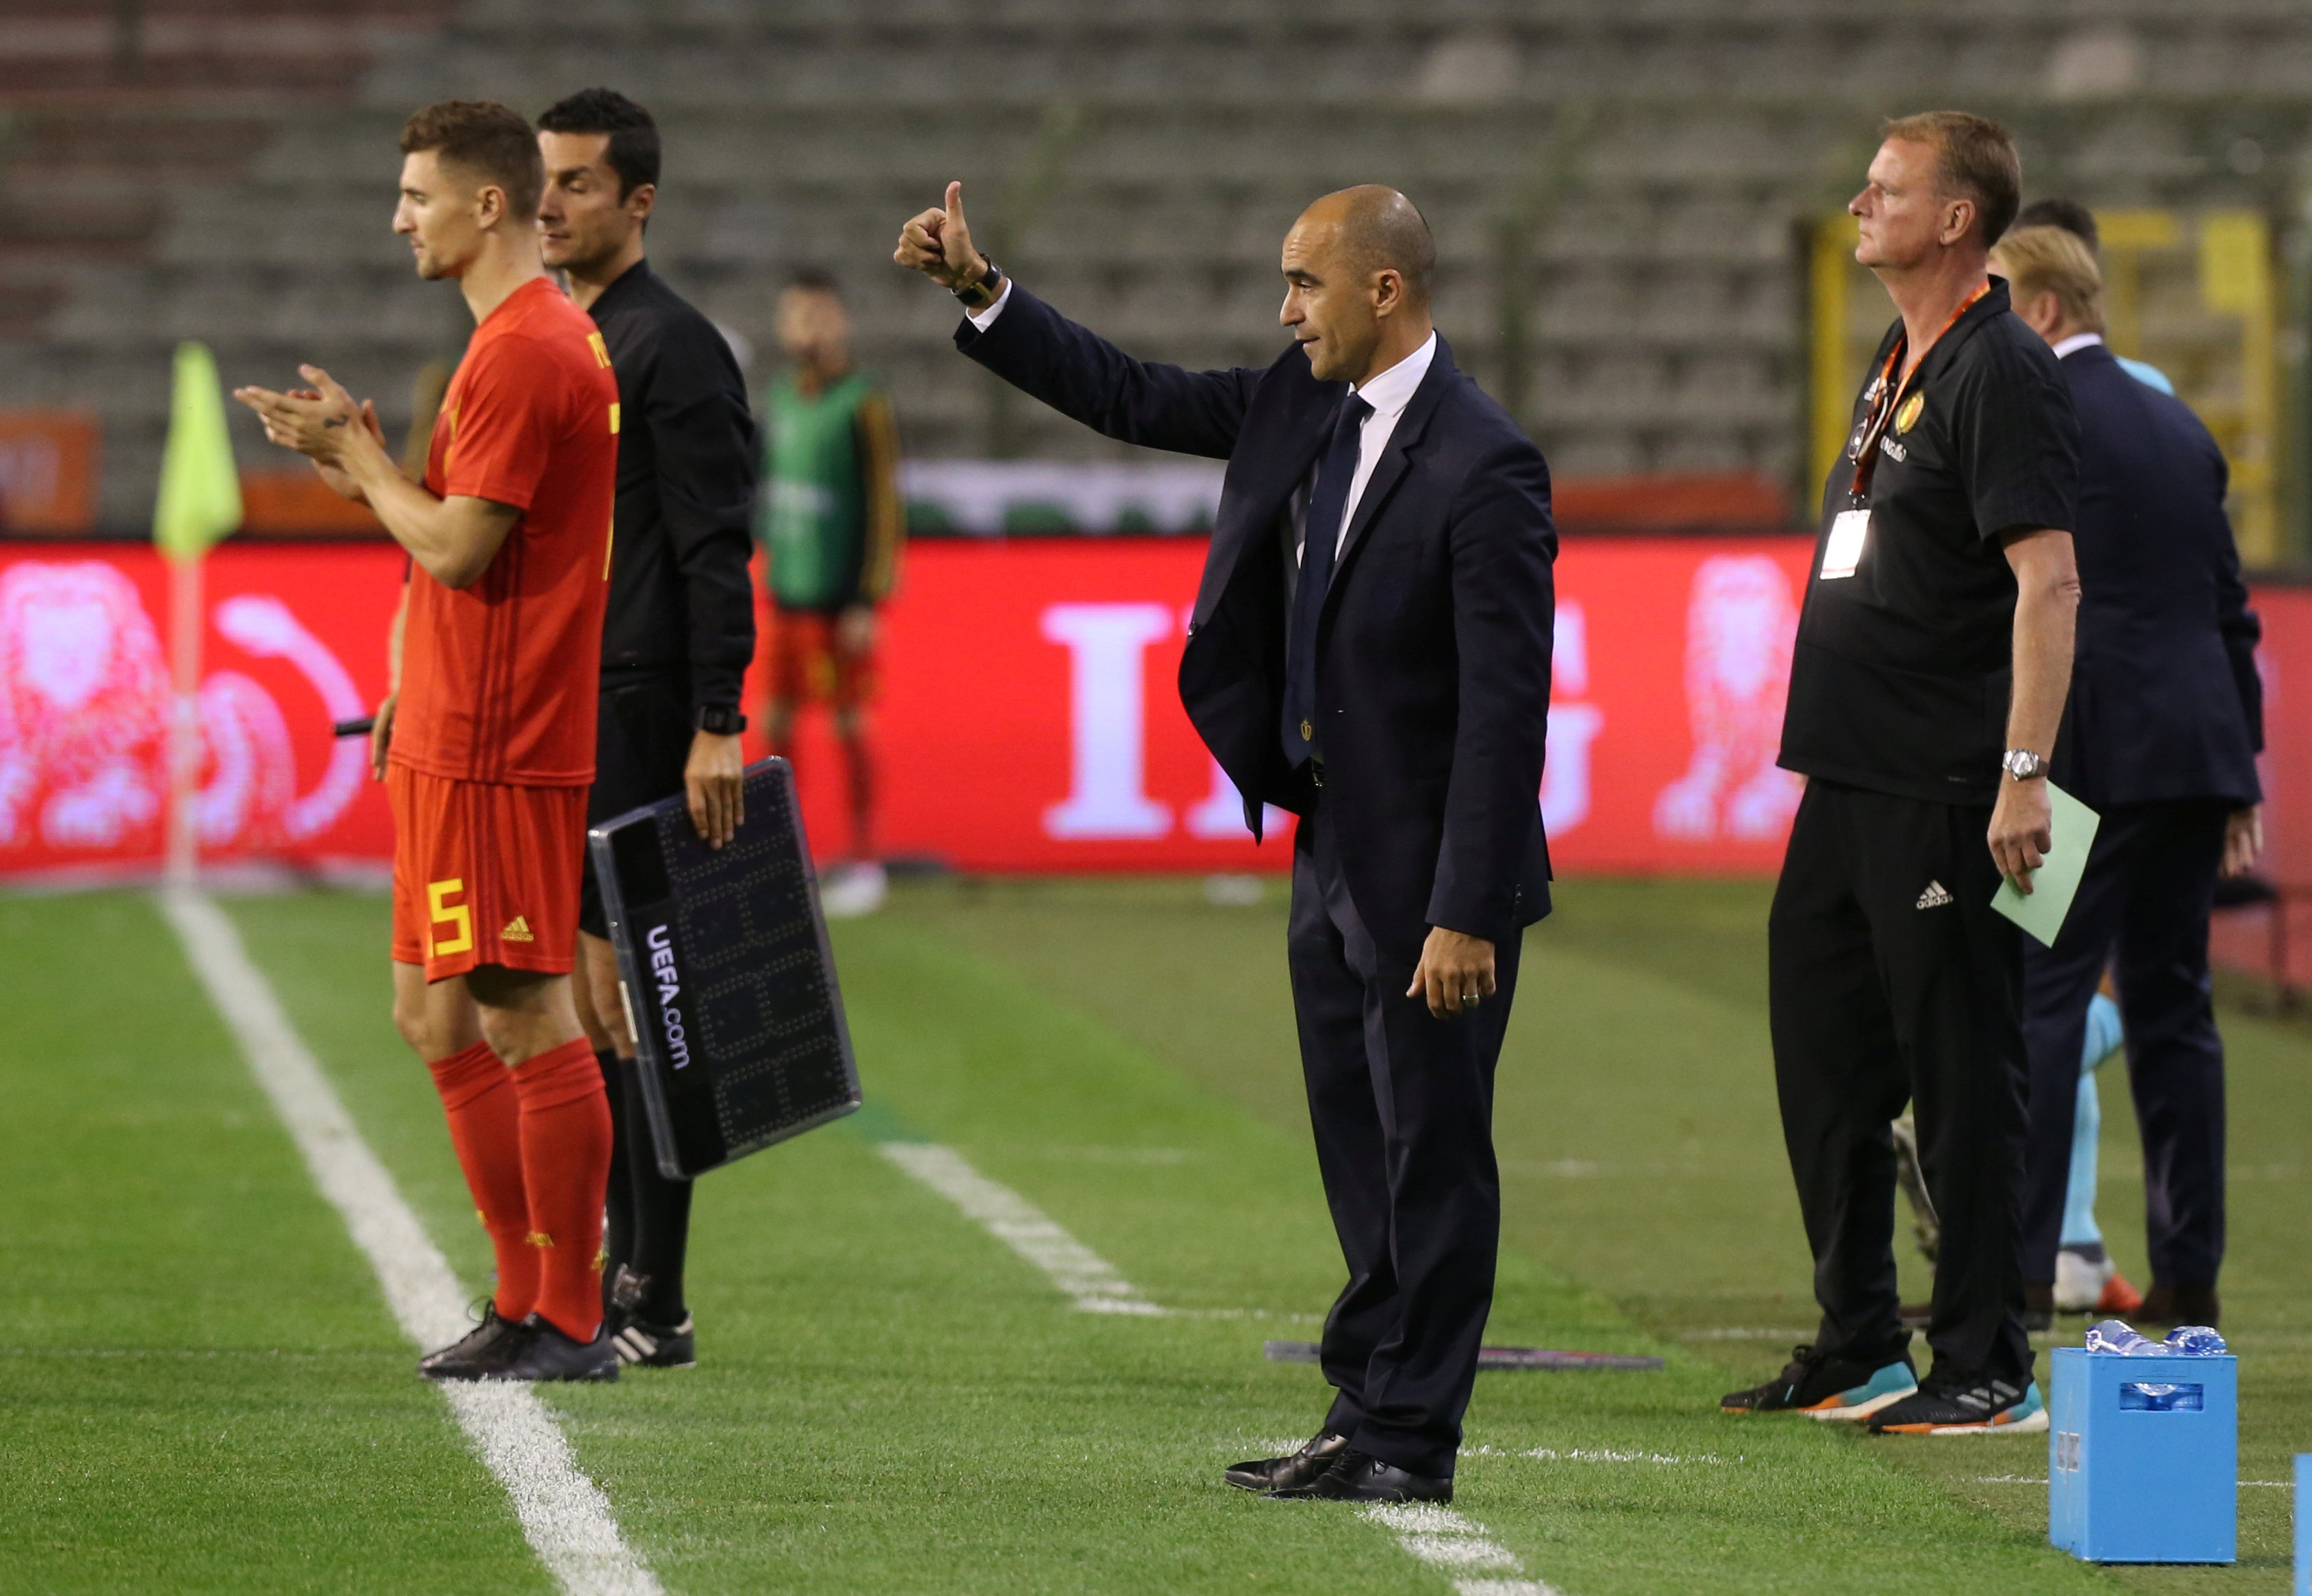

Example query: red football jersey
[392,276,620,787]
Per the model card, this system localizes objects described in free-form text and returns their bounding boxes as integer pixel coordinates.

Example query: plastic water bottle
[2164,1325,2227,1356]
[2085,1319,2161,1355]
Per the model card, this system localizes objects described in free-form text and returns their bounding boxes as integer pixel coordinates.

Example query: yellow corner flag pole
[153,341,244,887]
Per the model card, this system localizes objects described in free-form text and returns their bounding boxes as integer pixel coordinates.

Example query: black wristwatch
[954,257,1003,311]
[696,705,746,736]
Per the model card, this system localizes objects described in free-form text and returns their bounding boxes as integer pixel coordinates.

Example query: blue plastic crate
[2049,1346,2236,1564]
[2296,1454,2311,1594]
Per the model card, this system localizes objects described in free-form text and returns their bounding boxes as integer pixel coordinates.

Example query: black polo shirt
[1779,278,2079,806]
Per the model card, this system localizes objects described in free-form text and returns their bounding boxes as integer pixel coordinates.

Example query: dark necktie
[1280,394,1371,768]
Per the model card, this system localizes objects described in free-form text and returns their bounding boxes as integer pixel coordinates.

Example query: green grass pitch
[2,877,2306,1592]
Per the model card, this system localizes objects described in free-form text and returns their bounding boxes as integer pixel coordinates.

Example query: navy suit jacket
[958,287,1556,957]
[2051,343,2263,808]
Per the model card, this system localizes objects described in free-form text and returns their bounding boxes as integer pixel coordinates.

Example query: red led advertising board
[3,537,2301,921]
[0,542,403,880]
[774,534,1820,874]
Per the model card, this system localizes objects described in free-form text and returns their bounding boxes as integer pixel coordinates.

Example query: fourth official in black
[1728,112,2082,1435]
[537,88,759,1370]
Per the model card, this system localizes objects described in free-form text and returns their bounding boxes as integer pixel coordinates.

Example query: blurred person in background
[2009,200,2174,395]
[1727,112,2079,1435]
[1991,223,2262,1333]
[897,181,1555,1504]
[758,270,904,917]
[537,87,759,1368]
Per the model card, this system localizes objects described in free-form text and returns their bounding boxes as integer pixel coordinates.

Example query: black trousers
[1769,779,2029,1384]
[2021,799,2229,1287]
[1290,793,1521,1478]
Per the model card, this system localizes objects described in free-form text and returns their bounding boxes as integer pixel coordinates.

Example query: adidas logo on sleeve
[1915,881,1954,910]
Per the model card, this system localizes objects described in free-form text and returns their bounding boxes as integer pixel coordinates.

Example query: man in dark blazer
[896,183,1555,1503]
[1991,224,2264,1331]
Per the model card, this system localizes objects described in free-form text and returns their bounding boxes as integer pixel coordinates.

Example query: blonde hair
[1882,110,2022,244]
[1992,224,2103,331]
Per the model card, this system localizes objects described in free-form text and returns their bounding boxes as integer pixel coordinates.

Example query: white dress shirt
[971,283,1436,562]
[2051,330,2104,360]
[1316,331,1437,561]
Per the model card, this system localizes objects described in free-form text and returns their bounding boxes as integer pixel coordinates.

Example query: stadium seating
[5,1,2312,530]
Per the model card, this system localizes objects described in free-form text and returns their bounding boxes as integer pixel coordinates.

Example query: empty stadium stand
[5,1,2312,536]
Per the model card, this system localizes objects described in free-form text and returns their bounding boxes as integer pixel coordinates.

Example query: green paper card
[1990,781,2101,947]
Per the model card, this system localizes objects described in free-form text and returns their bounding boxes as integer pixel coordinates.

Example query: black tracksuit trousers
[1769,779,2032,1386]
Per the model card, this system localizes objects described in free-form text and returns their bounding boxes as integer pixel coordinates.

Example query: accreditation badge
[1820,508,1869,580]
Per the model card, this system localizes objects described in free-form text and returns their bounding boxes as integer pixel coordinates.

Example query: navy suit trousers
[2021,800,2231,1287]
[1289,791,1520,1478]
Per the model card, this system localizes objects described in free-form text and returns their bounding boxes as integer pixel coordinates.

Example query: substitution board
[588,757,861,1179]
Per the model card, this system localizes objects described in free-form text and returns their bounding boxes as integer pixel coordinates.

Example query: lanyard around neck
[1848,280,1991,507]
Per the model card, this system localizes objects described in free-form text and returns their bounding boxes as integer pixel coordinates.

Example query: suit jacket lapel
[1194,384,1343,627]
[1328,336,1456,589]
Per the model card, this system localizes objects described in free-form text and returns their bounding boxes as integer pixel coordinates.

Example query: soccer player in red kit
[236,101,624,1382]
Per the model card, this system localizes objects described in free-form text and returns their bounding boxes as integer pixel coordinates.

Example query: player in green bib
[758,270,904,915]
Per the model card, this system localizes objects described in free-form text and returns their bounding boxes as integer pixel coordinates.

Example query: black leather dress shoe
[1224,1430,1350,1493]
[1270,1449,1453,1504]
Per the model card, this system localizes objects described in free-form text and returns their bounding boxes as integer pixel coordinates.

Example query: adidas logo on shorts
[501,915,535,942]
[1915,880,1954,911]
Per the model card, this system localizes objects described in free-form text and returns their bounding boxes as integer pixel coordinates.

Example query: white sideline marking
[878,1142,1164,1315]
[1361,1502,1566,1595]
[1980,1476,2291,1488]
[1470,1443,1731,1466]
[161,889,660,1596]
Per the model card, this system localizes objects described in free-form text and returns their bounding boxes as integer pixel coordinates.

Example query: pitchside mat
[590,757,861,1179]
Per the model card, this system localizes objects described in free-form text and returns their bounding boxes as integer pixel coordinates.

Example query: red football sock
[841,733,876,859]
[426,1041,537,1322]
[511,1036,614,1342]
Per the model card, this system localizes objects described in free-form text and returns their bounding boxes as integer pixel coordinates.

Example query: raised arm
[895,181,1258,459]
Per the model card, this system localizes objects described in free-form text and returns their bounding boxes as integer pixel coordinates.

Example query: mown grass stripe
[876,1141,1166,1315]
[159,887,660,1596]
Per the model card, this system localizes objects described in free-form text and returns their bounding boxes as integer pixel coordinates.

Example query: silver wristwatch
[2001,748,2047,781]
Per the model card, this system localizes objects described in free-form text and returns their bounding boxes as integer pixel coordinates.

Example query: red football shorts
[767,608,876,713]
[389,763,587,982]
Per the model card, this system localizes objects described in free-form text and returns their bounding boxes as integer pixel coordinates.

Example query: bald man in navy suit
[898,182,1555,1503]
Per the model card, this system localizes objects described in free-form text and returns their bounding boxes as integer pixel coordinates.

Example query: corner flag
[155,340,241,885]
[153,341,241,560]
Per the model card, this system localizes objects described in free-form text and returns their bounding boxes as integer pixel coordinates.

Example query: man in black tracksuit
[1724,113,2081,1434]
[538,89,757,1368]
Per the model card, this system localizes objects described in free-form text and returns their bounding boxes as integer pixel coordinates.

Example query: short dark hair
[785,268,841,298]
[1880,109,2023,246]
[2014,197,2100,253]
[536,87,661,200]
[401,100,544,219]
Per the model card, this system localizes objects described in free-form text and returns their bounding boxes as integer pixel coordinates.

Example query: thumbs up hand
[895,181,991,298]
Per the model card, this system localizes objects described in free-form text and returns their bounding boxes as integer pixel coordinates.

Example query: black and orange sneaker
[1721,1344,1918,1419]
[1868,1372,2045,1434]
